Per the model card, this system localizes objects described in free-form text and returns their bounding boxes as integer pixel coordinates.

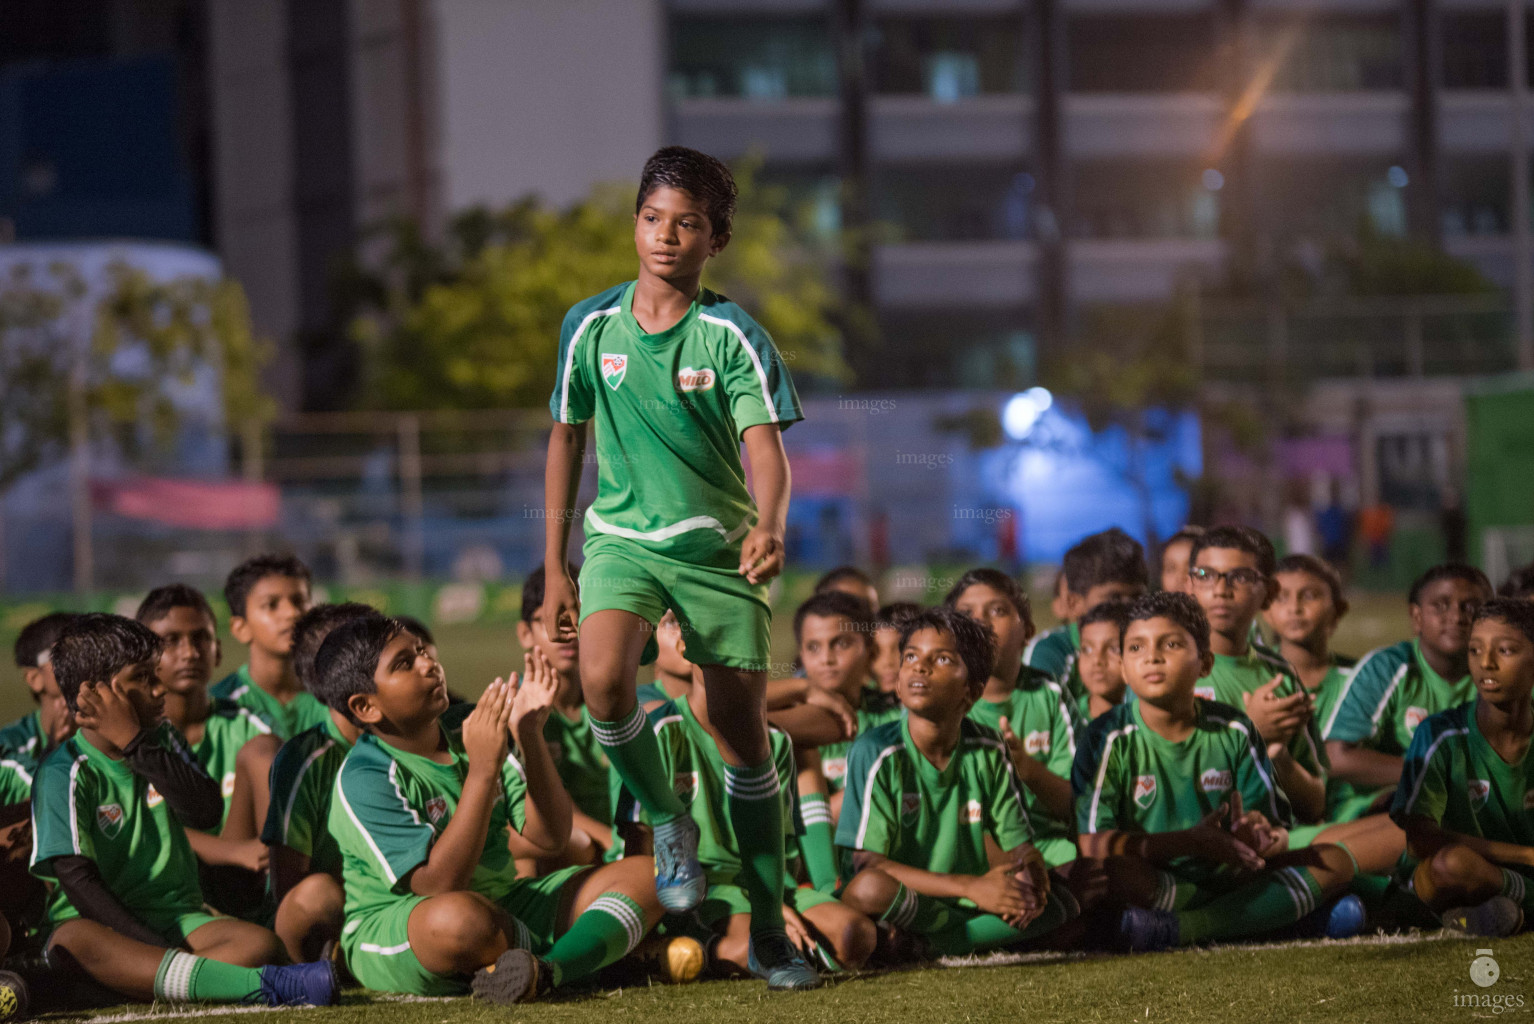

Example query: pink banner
[91,477,281,530]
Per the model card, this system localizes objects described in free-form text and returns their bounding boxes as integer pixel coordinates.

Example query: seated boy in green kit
[947,568,1080,869]
[212,555,327,740]
[1077,601,1129,720]
[836,607,1078,959]
[31,614,335,1007]
[1073,593,1364,951]
[319,614,661,1004]
[1391,598,1534,938]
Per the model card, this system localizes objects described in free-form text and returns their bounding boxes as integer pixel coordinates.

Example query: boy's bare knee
[840,868,899,916]
[1429,844,1481,891]
[410,891,506,970]
[291,873,345,919]
[835,910,877,970]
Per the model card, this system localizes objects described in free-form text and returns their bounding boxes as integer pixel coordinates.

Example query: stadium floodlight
[1003,387,1053,441]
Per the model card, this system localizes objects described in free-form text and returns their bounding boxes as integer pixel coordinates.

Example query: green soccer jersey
[0,710,42,762]
[1198,647,1329,788]
[1025,624,1089,719]
[263,716,353,876]
[0,755,33,806]
[1072,699,1294,841]
[1390,702,1534,848]
[331,724,531,921]
[544,707,611,825]
[967,667,1081,849]
[819,689,904,795]
[184,698,273,834]
[211,664,332,741]
[549,282,803,565]
[836,717,1035,880]
[31,725,206,924]
[612,696,797,886]
[1301,654,1356,739]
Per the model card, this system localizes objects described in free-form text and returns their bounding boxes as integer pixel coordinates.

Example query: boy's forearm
[768,704,844,748]
[1270,752,1326,823]
[1080,828,1198,866]
[765,677,810,710]
[543,422,586,565]
[1014,758,1073,822]
[122,731,223,830]
[512,728,574,856]
[1325,741,1403,790]
[410,772,499,895]
[742,425,790,531]
[855,853,975,902]
[572,808,613,851]
[1405,818,1534,869]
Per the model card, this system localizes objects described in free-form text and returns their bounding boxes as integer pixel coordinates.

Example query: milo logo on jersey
[601,353,627,390]
[1134,775,1157,808]
[221,773,237,799]
[1200,769,1233,795]
[1467,779,1491,810]
[1404,706,1430,734]
[961,799,983,825]
[426,796,448,824]
[1024,731,1050,756]
[676,367,716,392]
[1194,686,1216,702]
[96,803,125,838]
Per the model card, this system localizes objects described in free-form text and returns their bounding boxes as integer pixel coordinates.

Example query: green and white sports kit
[211,665,331,741]
[1025,624,1089,720]
[0,754,34,806]
[1390,703,1534,913]
[1322,640,1476,821]
[550,281,802,672]
[261,717,353,877]
[1198,648,1329,810]
[0,710,42,762]
[544,707,612,826]
[188,699,273,834]
[31,726,216,942]
[818,689,903,795]
[967,666,1082,866]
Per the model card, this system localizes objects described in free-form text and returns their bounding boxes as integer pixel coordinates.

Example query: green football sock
[1177,866,1323,944]
[1498,868,1533,914]
[798,793,839,892]
[880,882,956,934]
[723,758,786,934]
[154,949,264,1003]
[543,892,647,987]
[927,895,1073,956]
[590,705,686,824]
[1347,870,1392,908]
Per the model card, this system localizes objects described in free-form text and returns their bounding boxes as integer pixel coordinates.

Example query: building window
[1441,157,1510,237]
[1442,12,1506,89]
[669,17,836,99]
[1067,14,1218,93]
[1262,16,1403,92]
[875,163,1034,242]
[1258,159,1410,239]
[758,166,843,242]
[1069,161,1221,239]
[871,17,1027,99]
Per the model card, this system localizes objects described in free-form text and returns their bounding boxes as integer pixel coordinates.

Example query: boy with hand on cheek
[1264,555,1355,732]
[1073,593,1362,952]
[323,616,661,1004]
[213,555,325,740]
[1391,599,1534,937]
[837,608,1077,960]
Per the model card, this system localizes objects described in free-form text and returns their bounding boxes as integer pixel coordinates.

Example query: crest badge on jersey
[426,796,448,824]
[1404,706,1429,734]
[1134,774,1157,808]
[676,367,716,392]
[822,756,847,784]
[674,771,699,802]
[1467,779,1491,810]
[96,803,125,838]
[901,792,921,821]
[1523,789,1534,810]
[146,785,163,809]
[601,353,627,390]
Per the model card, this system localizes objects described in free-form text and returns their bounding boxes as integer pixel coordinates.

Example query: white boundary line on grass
[63,995,456,1024]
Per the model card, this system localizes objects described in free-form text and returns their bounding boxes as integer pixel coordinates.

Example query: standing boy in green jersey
[518,565,613,866]
[947,568,1080,868]
[319,614,662,1004]
[2,613,78,763]
[836,607,1076,960]
[1324,563,1493,821]
[1391,599,1534,937]
[1264,555,1356,733]
[30,614,336,1007]
[1073,594,1364,951]
[262,602,374,963]
[1026,528,1148,719]
[1187,526,1328,823]
[137,585,280,919]
[541,147,813,988]
[212,555,326,740]
[1077,602,1129,720]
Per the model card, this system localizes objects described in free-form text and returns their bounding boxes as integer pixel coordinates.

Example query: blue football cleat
[1120,906,1181,953]
[652,815,706,913]
[255,960,339,1007]
[748,929,822,991]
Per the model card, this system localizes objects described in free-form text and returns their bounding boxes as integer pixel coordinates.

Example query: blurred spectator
[1440,488,1467,563]
[1316,495,1353,570]
[1358,501,1395,569]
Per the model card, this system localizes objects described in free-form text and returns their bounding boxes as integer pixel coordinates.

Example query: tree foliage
[0,261,271,490]
[342,162,850,411]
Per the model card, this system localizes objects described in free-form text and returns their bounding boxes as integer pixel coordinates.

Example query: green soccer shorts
[578,534,772,673]
[45,904,219,950]
[342,866,590,996]
[1034,834,1078,868]
[696,879,842,928]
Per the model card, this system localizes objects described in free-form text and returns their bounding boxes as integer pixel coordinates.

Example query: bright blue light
[1387,165,1409,188]
[1202,168,1225,191]
[1003,387,1054,441]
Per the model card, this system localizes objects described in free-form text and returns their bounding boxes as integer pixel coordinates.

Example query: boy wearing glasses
[1187,527,1328,824]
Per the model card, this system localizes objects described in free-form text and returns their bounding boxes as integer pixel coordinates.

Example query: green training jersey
[1390,702,1534,849]
[0,710,42,762]
[543,706,611,825]
[184,698,273,834]
[1072,698,1294,841]
[211,664,332,741]
[967,666,1081,849]
[1024,623,1089,719]
[819,689,904,795]
[0,755,33,806]
[31,725,206,924]
[612,695,797,886]
[836,717,1034,880]
[1198,647,1329,788]
[1300,654,1356,740]
[262,716,353,877]
[331,724,531,921]
[549,282,803,565]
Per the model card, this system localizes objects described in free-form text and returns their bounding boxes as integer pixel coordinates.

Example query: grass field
[28,931,1533,1024]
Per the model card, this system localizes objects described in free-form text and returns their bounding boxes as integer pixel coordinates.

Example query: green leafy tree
[344,162,850,411]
